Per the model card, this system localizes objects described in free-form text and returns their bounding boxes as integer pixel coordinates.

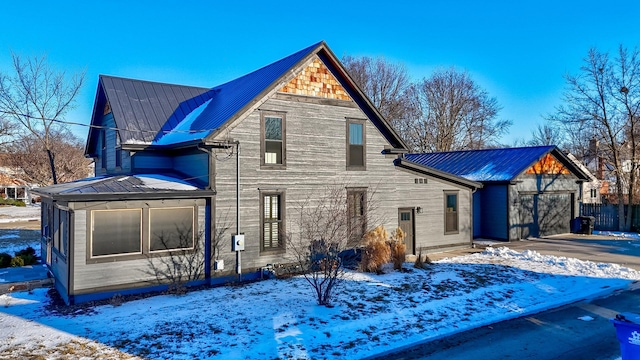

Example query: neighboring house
[33,41,481,305]
[566,153,601,204]
[406,146,590,241]
[0,170,31,203]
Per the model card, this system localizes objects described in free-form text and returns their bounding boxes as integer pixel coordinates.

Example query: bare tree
[0,117,16,150]
[407,68,510,152]
[342,55,416,130]
[528,124,566,147]
[550,45,640,231]
[286,184,379,306]
[6,129,90,186]
[0,53,85,184]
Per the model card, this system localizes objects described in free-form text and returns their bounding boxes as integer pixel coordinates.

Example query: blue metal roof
[152,42,322,146]
[405,146,557,182]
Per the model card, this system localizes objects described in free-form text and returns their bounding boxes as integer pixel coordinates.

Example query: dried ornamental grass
[359,226,391,273]
[389,227,406,270]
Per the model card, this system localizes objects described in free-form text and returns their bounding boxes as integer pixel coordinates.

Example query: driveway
[429,233,640,271]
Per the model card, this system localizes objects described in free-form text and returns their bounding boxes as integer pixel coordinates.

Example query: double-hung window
[261,111,286,168]
[347,119,366,170]
[261,191,285,252]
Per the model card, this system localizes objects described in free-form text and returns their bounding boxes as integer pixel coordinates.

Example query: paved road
[379,284,640,360]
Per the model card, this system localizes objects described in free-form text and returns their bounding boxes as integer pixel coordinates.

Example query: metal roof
[405,146,570,182]
[86,41,407,152]
[99,76,213,145]
[33,173,215,201]
[153,41,322,146]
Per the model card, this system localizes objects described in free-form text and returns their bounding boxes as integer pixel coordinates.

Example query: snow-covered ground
[0,207,633,359]
[0,206,41,256]
[0,204,40,223]
[0,246,637,359]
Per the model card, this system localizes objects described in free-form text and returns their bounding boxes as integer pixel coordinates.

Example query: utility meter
[232,234,245,251]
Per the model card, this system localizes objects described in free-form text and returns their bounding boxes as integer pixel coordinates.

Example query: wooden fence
[580,203,640,231]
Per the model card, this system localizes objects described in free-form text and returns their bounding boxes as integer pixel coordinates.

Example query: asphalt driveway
[429,233,640,271]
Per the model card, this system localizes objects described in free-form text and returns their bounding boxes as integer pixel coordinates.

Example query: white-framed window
[90,209,142,258]
[149,207,195,252]
[261,111,286,168]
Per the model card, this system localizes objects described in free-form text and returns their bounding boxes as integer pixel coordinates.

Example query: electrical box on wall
[232,234,245,251]
[214,259,224,271]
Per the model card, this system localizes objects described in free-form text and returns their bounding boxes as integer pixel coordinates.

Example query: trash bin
[570,217,581,233]
[579,216,595,235]
[612,313,640,359]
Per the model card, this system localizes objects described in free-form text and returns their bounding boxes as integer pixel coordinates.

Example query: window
[101,129,107,169]
[590,189,597,198]
[91,209,142,258]
[261,192,285,251]
[149,207,195,252]
[347,119,366,170]
[347,188,367,244]
[445,191,459,234]
[261,111,286,167]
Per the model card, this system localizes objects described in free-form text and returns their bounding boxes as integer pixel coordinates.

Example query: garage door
[519,193,572,238]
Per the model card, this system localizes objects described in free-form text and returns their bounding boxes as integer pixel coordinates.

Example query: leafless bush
[144,225,205,295]
[287,184,377,306]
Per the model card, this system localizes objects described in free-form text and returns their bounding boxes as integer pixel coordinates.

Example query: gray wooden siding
[479,184,508,240]
[508,174,580,240]
[212,95,473,271]
[68,199,206,294]
[44,201,70,297]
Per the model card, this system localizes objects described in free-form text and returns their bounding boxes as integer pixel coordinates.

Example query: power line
[0,110,216,135]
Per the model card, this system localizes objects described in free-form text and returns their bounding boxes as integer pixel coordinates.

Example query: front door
[398,208,415,255]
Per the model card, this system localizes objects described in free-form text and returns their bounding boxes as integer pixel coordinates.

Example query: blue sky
[1,1,639,145]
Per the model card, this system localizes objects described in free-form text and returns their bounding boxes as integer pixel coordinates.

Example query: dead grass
[0,340,140,360]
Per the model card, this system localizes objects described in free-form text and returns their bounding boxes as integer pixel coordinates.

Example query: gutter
[394,157,483,190]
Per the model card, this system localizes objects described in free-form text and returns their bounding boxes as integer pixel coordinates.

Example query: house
[566,153,601,204]
[33,41,481,305]
[406,146,590,241]
[0,170,32,203]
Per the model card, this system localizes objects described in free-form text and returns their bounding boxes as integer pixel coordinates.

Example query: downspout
[197,145,214,283]
[236,141,241,280]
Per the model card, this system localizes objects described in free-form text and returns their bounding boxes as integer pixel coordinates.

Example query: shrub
[389,228,406,270]
[18,254,36,266]
[15,246,36,257]
[0,199,26,207]
[414,249,433,269]
[10,256,24,267]
[0,253,11,268]
[359,226,391,273]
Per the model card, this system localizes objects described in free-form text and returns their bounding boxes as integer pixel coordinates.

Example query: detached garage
[405,146,590,241]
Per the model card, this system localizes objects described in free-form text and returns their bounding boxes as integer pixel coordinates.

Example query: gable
[524,153,570,175]
[279,57,352,101]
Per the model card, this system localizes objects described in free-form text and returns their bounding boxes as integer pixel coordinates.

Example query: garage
[407,146,589,241]
[519,193,573,238]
